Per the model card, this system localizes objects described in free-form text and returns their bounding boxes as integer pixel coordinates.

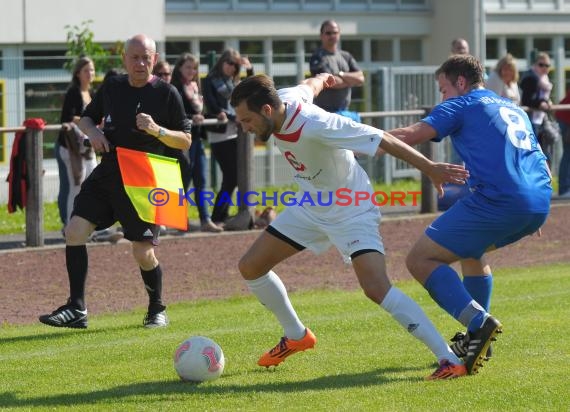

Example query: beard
[256,114,274,142]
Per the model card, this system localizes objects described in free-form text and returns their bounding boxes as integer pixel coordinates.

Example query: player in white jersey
[230,73,470,380]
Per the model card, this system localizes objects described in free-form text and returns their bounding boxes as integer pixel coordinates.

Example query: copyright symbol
[148,188,169,206]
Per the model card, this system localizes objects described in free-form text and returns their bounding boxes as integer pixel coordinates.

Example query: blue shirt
[423,88,551,213]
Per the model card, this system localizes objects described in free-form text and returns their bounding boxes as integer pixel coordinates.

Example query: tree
[64,20,122,74]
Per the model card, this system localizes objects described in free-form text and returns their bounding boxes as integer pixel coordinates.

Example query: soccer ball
[173,336,225,382]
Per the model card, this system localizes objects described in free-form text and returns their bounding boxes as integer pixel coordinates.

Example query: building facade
[1,0,570,165]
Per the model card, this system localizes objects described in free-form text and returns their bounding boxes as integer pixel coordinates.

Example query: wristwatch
[338,71,345,78]
[158,127,166,138]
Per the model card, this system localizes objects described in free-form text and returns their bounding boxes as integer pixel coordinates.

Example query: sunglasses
[323,31,339,36]
[156,72,171,77]
[225,60,240,69]
[537,63,550,68]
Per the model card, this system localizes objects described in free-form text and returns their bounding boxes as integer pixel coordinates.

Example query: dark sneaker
[143,310,169,328]
[450,331,493,360]
[425,359,467,380]
[463,316,503,374]
[39,304,88,329]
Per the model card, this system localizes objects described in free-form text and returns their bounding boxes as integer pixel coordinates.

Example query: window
[273,76,298,89]
[371,39,393,61]
[198,0,231,9]
[23,50,68,70]
[304,40,320,63]
[565,38,570,58]
[25,82,68,158]
[400,38,422,62]
[165,41,193,63]
[533,38,552,56]
[200,41,226,66]
[506,38,525,60]
[239,40,264,64]
[0,50,3,71]
[341,40,363,61]
[486,38,499,60]
[273,40,296,63]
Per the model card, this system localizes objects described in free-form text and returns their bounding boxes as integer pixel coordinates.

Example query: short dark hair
[320,19,339,34]
[230,74,282,113]
[435,54,484,88]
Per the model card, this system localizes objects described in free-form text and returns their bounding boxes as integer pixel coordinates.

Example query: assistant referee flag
[117,147,188,231]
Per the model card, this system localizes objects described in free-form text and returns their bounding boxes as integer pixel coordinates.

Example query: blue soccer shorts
[425,194,548,259]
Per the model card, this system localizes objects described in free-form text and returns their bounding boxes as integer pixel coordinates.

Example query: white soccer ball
[173,336,225,382]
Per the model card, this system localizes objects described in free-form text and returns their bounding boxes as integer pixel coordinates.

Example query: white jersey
[274,85,383,221]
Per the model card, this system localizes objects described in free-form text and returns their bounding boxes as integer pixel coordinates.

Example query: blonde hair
[494,53,519,84]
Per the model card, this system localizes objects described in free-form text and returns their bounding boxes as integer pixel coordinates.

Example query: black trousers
[210,138,238,223]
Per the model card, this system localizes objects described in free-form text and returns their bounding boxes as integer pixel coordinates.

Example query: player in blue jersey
[388,54,552,375]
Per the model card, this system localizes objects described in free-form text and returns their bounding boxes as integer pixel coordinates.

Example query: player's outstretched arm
[378,132,469,197]
[301,73,336,97]
[388,122,437,147]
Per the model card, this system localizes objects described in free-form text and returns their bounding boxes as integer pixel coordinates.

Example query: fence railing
[2,104,569,247]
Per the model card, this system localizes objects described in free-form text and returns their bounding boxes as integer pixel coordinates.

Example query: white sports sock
[381,286,461,364]
[246,271,306,340]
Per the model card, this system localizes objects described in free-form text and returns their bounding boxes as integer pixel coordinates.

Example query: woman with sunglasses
[202,48,254,227]
[520,52,554,163]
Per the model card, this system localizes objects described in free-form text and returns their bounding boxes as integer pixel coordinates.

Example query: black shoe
[143,304,168,328]
[39,303,88,329]
[450,331,493,361]
[143,310,169,328]
[463,316,502,375]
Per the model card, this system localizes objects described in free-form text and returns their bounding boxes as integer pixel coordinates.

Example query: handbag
[538,114,562,146]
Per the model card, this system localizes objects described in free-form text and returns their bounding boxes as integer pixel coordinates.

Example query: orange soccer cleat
[425,359,467,380]
[258,328,317,367]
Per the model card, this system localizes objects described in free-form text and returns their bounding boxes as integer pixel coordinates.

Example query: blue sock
[424,265,473,320]
[424,265,486,332]
[463,274,493,311]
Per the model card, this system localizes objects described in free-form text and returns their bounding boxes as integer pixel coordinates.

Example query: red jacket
[555,92,570,125]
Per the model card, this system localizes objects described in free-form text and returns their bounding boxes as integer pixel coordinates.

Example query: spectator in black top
[39,34,192,330]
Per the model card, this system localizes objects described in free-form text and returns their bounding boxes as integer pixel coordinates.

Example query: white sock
[246,271,306,340]
[381,286,461,364]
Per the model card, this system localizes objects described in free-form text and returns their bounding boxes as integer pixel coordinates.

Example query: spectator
[520,52,554,163]
[451,38,470,55]
[555,89,570,197]
[202,48,253,226]
[152,60,172,84]
[56,57,97,229]
[171,53,223,232]
[447,37,471,165]
[39,34,192,329]
[485,53,521,105]
[309,20,364,120]
[230,73,470,380]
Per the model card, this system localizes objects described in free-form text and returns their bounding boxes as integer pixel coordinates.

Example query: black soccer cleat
[450,331,493,361]
[39,303,88,329]
[463,315,502,375]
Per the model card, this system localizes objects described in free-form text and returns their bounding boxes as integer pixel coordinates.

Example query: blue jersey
[423,89,551,213]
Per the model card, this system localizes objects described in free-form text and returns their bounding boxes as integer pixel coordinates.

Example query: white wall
[0,0,165,44]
